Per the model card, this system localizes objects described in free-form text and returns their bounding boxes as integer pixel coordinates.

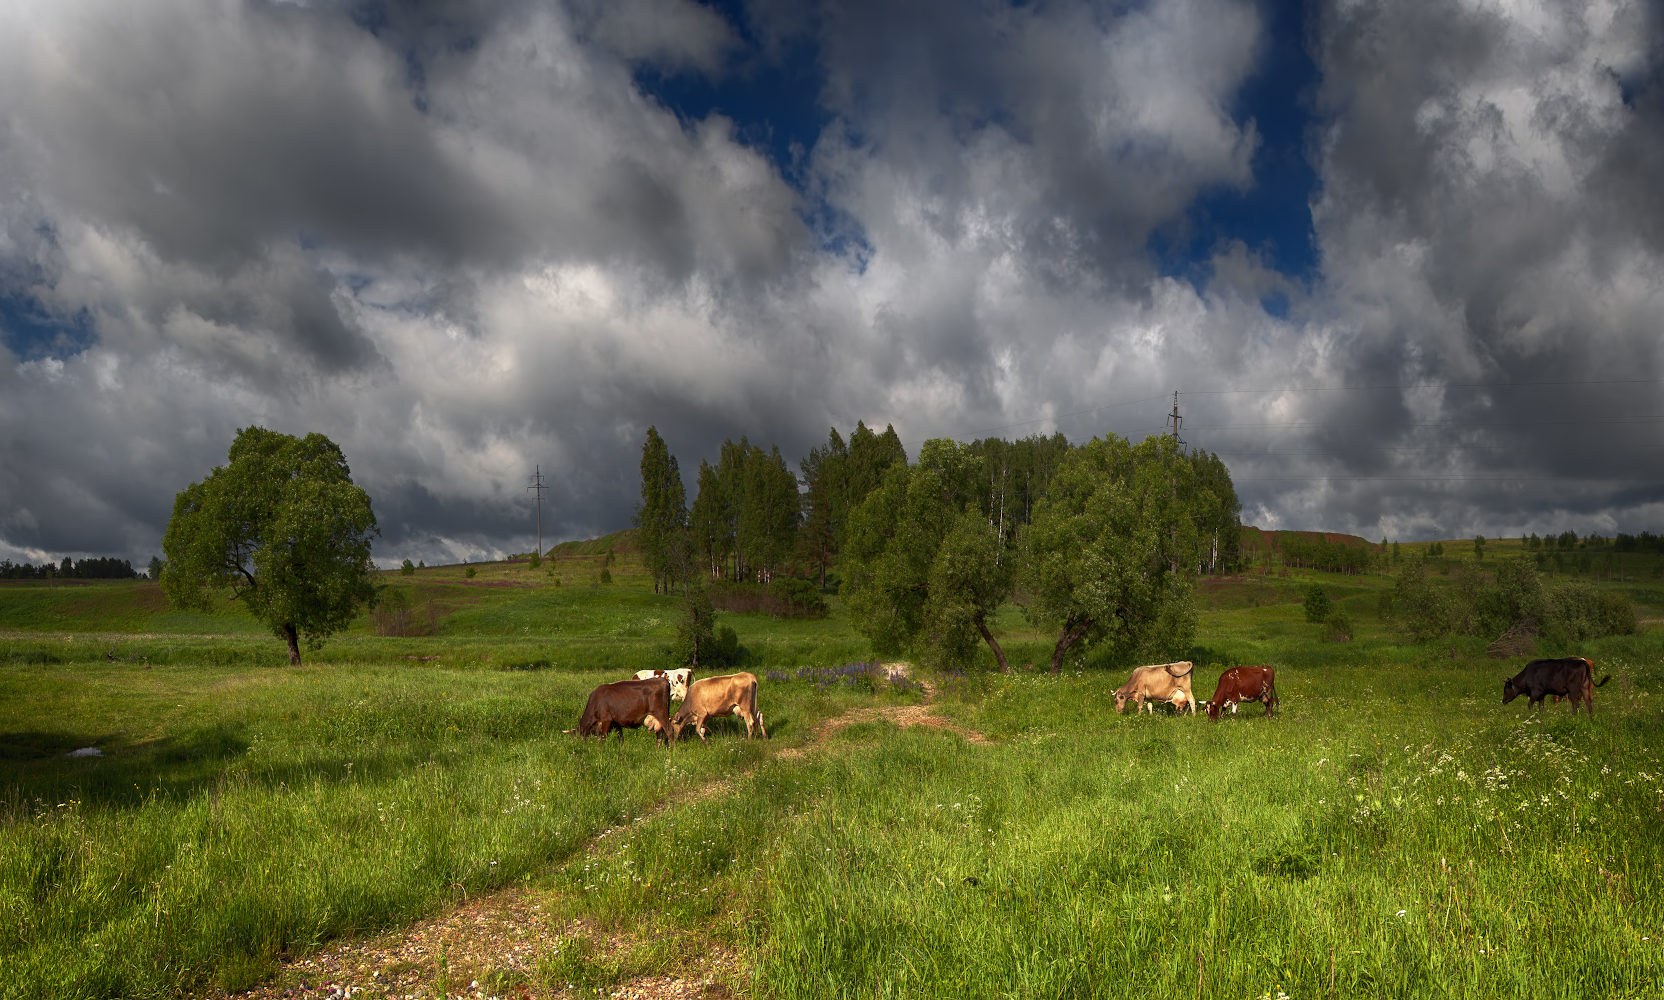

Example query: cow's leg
[756,705,768,739]
[696,715,710,742]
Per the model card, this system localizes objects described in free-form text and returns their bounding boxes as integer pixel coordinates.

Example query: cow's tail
[1594,674,1612,688]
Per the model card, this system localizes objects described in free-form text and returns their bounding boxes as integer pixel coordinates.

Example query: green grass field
[2,540,1661,999]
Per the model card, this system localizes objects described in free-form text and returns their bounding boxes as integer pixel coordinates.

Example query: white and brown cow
[1113,661,1197,715]
[671,671,767,742]
[634,667,694,701]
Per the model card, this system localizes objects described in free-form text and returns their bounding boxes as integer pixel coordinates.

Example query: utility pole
[1165,391,1185,574]
[527,466,548,559]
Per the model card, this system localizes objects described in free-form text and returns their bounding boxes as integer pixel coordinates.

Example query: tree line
[0,556,142,580]
[635,425,1243,672]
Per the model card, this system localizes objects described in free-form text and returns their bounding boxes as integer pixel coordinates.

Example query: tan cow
[1113,661,1197,715]
[671,672,768,742]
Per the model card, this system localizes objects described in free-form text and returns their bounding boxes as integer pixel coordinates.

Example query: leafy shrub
[1303,583,1330,623]
[1376,591,1394,619]
[370,588,434,637]
[1394,555,1637,645]
[1543,583,1638,642]
[1323,611,1353,643]
[600,568,612,585]
[670,590,744,668]
[528,552,540,570]
[465,566,477,579]
[400,559,415,576]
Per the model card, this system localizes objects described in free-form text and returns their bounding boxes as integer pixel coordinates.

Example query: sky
[1,0,1661,568]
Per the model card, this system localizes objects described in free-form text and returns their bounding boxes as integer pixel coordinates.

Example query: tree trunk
[975,616,1011,674]
[1048,614,1091,673]
[283,624,302,666]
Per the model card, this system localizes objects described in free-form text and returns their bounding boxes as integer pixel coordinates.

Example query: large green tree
[739,444,800,583]
[162,427,378,666]
[1020,434,1199,672]
[843,439,1016,669]
[688,458,731,582]
[633,426,687,593]
[799,427,848,588]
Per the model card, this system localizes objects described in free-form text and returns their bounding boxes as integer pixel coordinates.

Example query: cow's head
[1501,678,1520,704]
[1113,691,1130,714]
[1206,699,1221,721]
[668,709,692,742]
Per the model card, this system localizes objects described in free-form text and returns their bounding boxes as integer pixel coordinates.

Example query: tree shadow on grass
[0,724,425,811]
[1,723,252,808]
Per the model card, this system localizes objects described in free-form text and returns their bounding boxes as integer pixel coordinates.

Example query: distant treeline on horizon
[0,556,143,580]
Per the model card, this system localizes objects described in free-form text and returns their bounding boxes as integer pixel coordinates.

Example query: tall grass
[746,667,1664,999]
[4,560,1662,999]
[0,662,876,998]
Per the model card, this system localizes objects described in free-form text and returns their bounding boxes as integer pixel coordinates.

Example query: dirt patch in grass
[203,887,739,1000]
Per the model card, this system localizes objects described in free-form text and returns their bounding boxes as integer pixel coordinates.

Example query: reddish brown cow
[577,677,672,745]
[1206,666,1278,721]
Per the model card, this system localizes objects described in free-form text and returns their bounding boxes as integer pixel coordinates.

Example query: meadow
[2,535,1661,999]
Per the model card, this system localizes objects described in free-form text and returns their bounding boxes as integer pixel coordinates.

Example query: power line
[1184,377,1664,395]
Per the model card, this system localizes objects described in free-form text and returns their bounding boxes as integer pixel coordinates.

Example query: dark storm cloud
[2,0,1663,568]
[1249,0,1664,539]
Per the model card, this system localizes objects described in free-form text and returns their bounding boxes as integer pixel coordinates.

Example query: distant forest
[0,556,141,580]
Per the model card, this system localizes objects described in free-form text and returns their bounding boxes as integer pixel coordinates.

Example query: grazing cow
[672,672,768,742]
[1502,657,1611,716]
[1206,666,1279,721]
[634,667,694,701]
[1114,661,1197,715]
[577,677,672,745]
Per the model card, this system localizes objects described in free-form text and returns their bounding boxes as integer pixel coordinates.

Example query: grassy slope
[1,541,1662,999]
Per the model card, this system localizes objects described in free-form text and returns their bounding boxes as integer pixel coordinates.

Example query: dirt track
[213,674,988,1000]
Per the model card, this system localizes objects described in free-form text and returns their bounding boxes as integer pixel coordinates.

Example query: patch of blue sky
[1152,0,1321,302]
[0,292,96,362]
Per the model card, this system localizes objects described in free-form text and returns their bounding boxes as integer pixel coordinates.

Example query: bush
[465,566,477,579]
[1324,611,1353,642]
[1395,556,1454,642]
[1376,591,1394,619]
[528,552,540,570]
[370,588,434,637]
[600,568,613,585]
[669,589,744,669]
[400,559,415,576]
[1303,584,1330,623]
[1392,555,1637,645]
[1543,583,1638,642]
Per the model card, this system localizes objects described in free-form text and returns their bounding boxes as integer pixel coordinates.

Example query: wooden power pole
[527,466,549,558]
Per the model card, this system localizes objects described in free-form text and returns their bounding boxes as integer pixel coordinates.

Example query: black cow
[577,677,673,744]
[1502,657,1611,716]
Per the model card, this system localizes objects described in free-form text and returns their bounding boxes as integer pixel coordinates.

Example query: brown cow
[1114,661,1197,715]
[1503,657,1611,716]
[672,672,767,742]
[577,677,672,745]
[1206,666,1278,721]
